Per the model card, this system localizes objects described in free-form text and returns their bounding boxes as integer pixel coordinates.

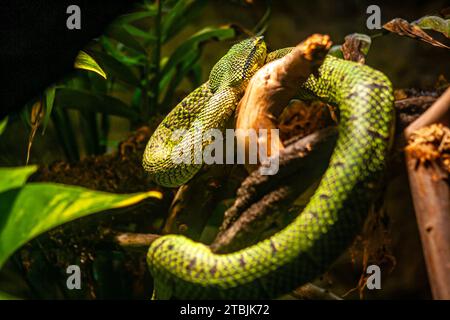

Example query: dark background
[0,0,139,119]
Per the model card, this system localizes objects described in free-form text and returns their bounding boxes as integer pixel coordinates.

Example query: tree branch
[114,232,160,248]
[404,87,450,300]
[211,127,337,253]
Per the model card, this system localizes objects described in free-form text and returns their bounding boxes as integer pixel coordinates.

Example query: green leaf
[328,45,344,59]
[55,88,139,120]
[131,87,143,111]
[74,51,107,79]
[0,165,37,193]
[189,62,203,88]
[413,16,450,38]
[42,86,56,134]
[106,25,146,53]
[160,48,201,108]
[160,26,236,84]
[115,9,157,24]
[158,25,235,107]
[0,178,163,268]
[101,37,147,67]
[0,117,8,136]
[79,111,100,155]
[123,24,157,45]
[0,291,20,300]
[51,108,80,162]
[161,0,207,43]
[87,50,140,86]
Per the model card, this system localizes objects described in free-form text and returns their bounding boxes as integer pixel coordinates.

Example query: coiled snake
[143,36,395,299]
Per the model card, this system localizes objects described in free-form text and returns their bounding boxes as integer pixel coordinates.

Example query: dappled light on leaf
[0,291,20,300]
[0,170,162,268]
[74,51,108,79]
[0,166,37,193]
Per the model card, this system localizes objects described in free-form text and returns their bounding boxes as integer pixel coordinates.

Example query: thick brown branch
[161,35,332,241]
[395,96,437,133]
[211,127,337,253]
[404,88,450,300]
[162,164,241,240]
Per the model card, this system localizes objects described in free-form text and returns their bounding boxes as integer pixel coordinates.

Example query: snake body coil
[143,38,395,299]
[143,37,267,187]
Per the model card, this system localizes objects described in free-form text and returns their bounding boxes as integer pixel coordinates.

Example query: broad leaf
[160,49,201,108]
[161,0,207,43]
[88,50,140,86]
[115,9,157,24]
[0,166,37,193]
[55,88,139,120]
[160,26,236,85]
[51,108,80,162]
[101,37,147,67]
[74,51,107,79]
[0,291,20,300]
[42,86,56,134]
[413,16,450,38]
[123,24,157,45]
[106,25,146,54]
[0,179,162,268]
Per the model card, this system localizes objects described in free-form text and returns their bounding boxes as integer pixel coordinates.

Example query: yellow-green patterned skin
[144,39,395,299]
[143,37,267,187]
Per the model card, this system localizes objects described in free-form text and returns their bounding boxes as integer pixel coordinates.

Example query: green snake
[143,36,395,299]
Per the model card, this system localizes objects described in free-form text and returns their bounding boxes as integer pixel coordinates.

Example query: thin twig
[114,232,160,248]
[404,88,450,138]
[289,283,342,300]
[211,128,338,253]
[162,164,238,240]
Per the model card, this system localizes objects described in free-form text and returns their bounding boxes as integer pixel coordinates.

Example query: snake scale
[142,36,395,299]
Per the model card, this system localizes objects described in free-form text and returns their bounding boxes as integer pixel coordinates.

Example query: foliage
[0,166,162,269]
[413,16,450,38]
[0,291,20,300]
[18,0,239,162]
[0,117,7,136]
[74,51,107,79]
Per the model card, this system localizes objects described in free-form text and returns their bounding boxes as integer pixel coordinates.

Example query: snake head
[209,36,267,92]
